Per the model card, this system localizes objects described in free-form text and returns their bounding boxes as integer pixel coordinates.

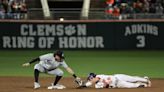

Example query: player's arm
[61,61,78,78]
[65,67,79,79]
[65,66,82,86]
[65,67,75,75]
[76,81,91,89]
[62,61,83,86]
[77,80,94,88]
[22,57,40,67]
[83,77,99,87]
[78,77,100,89]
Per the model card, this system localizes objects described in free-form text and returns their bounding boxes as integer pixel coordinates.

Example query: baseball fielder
[80,73,151,88]
[22,50,82,89]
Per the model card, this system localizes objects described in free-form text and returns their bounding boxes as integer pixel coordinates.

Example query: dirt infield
[0,77,164,92]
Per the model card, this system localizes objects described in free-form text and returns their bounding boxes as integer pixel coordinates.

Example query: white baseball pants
[34,64,63,76]
[114,74,148,88]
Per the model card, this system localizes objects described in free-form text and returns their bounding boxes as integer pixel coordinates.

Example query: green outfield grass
[0,50,164,78]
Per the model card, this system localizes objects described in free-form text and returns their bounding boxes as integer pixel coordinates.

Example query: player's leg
[114,74,148,83]
[116,80,147,88]
[48,68,63,85]
[47,68,66,89]
[33,64,45,89]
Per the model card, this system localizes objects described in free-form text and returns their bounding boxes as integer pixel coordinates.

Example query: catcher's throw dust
[22,50,82,89]
[78,73,151,89]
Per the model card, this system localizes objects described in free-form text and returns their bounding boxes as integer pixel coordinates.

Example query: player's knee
[34,64,44,72]
[34,64,39,70]
[56,70,64,76]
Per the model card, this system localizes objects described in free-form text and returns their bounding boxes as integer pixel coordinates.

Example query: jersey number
[136,35,145,48]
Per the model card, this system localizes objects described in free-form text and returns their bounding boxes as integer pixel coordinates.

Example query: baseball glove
[75,77,83,86]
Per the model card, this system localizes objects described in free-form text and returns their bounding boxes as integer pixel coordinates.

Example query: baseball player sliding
[22,50,82,89]
[79,73,151,89]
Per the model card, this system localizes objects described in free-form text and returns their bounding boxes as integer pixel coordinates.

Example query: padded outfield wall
[0,20,164,50]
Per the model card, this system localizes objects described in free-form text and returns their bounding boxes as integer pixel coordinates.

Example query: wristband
[73,74,77,78]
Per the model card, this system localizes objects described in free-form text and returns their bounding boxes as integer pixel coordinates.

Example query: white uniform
[94,74,116,88]
[95,74,149,88]
[34,53,68,76]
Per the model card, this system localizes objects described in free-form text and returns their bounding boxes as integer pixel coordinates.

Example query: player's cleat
[138,82,148,88]
[147,80,151,87]
[144,76,151,87]
[34,82,41,89]
[144,76,149,79]
[138,85,145,88]
[47,83,66,89]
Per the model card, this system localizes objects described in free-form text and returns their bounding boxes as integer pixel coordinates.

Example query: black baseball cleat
[138,85,145,88]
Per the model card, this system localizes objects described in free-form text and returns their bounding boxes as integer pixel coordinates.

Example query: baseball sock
[34,69,40,83]
[53,76,62,85]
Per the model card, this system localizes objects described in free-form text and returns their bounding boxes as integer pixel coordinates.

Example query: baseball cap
[87,73,97,80]
[54,50,64,59]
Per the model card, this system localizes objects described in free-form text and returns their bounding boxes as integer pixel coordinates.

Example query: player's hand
[22,63,30,67]
[75,77,83,86]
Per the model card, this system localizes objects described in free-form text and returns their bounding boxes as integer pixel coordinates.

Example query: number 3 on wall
[136,35,145,48]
